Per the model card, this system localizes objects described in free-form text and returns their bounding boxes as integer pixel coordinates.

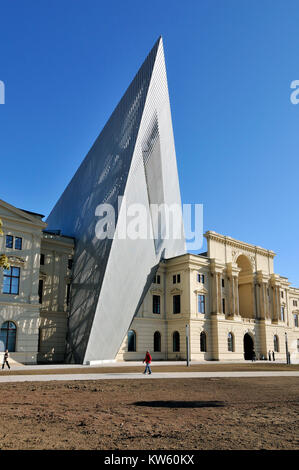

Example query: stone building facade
[116,231,299,363]
[0,198,298,364]
[0,199,74,364]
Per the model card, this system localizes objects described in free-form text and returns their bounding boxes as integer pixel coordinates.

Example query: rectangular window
[222,278,225,288]
[294,314,298,328]
[38,279,43,304]
[222,298,226,314]
[14,237,22,250]
[5,235,13,249]
[173,274,180,284]
[281,291,284,298]
[293,300,298,307]
[3,266,20,294]
[201,274,205,284]
[198,295,205,314]
[68,258,73,270]
[280,306,285,322]
[153,295,160,314]
[153,275,160,284]
[40,254,45,265]
[173,295,181,314]
[173,275,176,284]
[66,283,71,306]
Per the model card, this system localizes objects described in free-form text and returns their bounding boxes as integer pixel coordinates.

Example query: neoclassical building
[116,231,299,363]
[0,198,298,364]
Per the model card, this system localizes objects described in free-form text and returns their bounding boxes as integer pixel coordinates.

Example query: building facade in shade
[45,37,186,364]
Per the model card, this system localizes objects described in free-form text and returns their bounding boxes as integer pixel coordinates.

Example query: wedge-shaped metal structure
[46,37,186,363]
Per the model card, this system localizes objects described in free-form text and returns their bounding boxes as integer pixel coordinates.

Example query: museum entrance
[243,333,254,360]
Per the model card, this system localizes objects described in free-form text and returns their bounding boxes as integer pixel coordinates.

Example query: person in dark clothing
[252,350,256,362]
[143,350,152,375]
[272,351,275,361]
[2,350,10,370]
[268,351,271,361]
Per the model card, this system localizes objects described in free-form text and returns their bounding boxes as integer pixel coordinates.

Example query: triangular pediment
[0,199,47,229]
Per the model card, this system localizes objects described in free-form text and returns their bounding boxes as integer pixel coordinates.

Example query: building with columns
[0,197,298,364]
[116,231,299,363]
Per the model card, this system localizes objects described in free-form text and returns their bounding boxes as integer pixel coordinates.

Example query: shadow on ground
[132,400,225,408]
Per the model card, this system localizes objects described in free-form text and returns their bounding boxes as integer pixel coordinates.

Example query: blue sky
[0,0,298,285]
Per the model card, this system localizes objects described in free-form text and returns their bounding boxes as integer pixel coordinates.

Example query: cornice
[205,231,276,258]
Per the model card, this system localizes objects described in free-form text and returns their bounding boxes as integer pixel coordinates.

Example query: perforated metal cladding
[46,37,185,363]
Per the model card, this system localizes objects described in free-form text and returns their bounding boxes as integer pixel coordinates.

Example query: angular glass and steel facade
[46,37,186,364]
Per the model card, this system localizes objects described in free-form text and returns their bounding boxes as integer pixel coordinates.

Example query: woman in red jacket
[143,350,152,375]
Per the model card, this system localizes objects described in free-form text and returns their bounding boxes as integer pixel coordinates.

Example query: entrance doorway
[243,333,254,360]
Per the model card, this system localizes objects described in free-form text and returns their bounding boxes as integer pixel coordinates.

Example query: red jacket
[144,352,152,364]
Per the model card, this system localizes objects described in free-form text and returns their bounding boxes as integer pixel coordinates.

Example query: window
[154,331,161,352]
[281,291,284,298]
[173,274,180,284]
[173,331,180,352]
[153,295,160,314]
[293,300,298,307]
[280,306,285,322]
[66,284,71,306]
[127,330,136,352]
[15,237,22,250]
[228,332,234,352]
[173,295,181,314]
[222,278,225,288]
[294,314,298,328]
[40,254,45,265]
[3,267,20,294]
[153,275,160,284]
[274,335,279,353]
[197,274,205,283]
[0,321,16,352]
[5,235,22,250]
[68,258,73,270]
[222,298,226,314]
[5,235,13,249]
[198,295,205,314]
[200,331,207,352]
[38,279,43,304]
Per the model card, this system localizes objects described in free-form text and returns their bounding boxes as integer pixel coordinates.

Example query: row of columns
[210,261,285,323]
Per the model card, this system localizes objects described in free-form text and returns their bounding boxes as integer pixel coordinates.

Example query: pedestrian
[272,350,275,362]
[143,350,152,375]
[268,350,271,361]
[252,350,256,362]
[2,350,10,370]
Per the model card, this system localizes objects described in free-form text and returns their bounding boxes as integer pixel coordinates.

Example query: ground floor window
[154,331,161,352]
[127,330,136,352]
[200,331,207,352]
[228,332,234,352]
[0,321,16,352]
[173,331,180,352]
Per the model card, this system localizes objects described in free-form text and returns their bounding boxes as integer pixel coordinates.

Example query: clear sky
[0,0,298,286]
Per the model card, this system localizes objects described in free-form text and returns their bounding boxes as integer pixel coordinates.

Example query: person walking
[272,350,275,362]
[268,350,271,361]
[143,350,152,375]
[2,350,10,370]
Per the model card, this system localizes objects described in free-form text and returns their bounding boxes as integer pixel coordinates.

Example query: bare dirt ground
[0,376,298,450]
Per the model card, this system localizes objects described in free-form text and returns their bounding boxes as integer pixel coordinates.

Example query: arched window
[173,331,180,352]
[228,332,234,352]
[0,321,16,352]
[154,331,161,352]
[127,330,136,352]
[274,335,279,353]
[200,331,207,352]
